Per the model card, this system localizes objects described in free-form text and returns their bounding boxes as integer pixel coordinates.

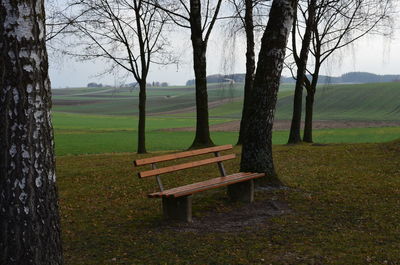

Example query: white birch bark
[240,0,297,185]
[0,0,63,264]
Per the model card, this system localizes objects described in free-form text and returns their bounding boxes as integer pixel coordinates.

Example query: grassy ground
[57,140,400,264]
[52,112,231,132]
[52,113,400,156]
[54,113,400,155]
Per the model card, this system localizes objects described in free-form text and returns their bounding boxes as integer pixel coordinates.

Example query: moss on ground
[57,141,400,264]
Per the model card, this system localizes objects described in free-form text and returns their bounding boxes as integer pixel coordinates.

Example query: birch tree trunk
[240,0,297,186]
[0,0,63,264]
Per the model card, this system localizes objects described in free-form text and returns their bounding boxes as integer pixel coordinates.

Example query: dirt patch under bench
[159,189,291,233]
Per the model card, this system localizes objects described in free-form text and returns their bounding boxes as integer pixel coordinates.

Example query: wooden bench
[134,145,265,222]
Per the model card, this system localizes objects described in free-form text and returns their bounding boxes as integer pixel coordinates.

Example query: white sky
[48,23,400,88]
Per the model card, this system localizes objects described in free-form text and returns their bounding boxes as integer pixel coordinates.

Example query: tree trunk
[189,0,214,149]
[0,0,63,264]
[240,0,297,186]
[288,0,316,144]
[287,80,304,144]
[303,88,315,143]
[303,65,319,143]
[237,0,255,145]
[137,81,147,153]
[134,0,148,154]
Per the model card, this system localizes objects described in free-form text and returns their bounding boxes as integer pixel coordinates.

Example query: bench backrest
[134,145,234,191]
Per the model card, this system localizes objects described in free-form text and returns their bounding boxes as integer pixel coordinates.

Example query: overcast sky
[48,21,400,89]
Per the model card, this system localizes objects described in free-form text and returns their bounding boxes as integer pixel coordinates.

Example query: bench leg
[227,179,254,203]
[162,195,192,222]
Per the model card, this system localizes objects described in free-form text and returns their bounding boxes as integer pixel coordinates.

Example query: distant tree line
[186,74,245,86]
[284,72,400,85]
[283,72,400,84]
[150,81,169,87]
[87,81,169,88]
[88,82,103,88]
[186,71,400,86]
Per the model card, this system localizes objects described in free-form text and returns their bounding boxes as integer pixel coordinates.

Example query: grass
[57,140,400,264]
[55,126,400,156]
[52,112,232,131]
[52,110,400,156]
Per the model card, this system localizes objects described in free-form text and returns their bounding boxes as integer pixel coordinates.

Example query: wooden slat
[165,173,256,197]
[171,172,264,198]
[149,172,247,196]
[134,145,233,166]
[148,172,265,198]
[138,154,235,178]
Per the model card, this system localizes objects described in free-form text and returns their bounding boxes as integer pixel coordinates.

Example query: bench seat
[148,172,265,198]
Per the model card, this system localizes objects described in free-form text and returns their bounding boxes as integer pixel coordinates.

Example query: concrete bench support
[227,179,254,203]
[162,195,192,222]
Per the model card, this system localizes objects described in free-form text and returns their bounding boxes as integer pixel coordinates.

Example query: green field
[53,83,247,116]
[52,82,400,155]
[207,82,400,120]
[276,82,400,121]
[53,82,400,120]
[52,112,400,156]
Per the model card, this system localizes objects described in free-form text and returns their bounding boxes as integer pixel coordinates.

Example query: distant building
[224,78,235,84]
[87,82,103,88]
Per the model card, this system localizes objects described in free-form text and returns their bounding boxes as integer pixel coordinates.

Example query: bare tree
[227,0,260,145]
[240,0,297,186]
[151,0,223,148]
[46,0,74,42]
[288,0,393,143]
[237,0,256,146]
[287,0,316,144]
[221,0,271,145]
[0,0,63,263]
[223,0,257,146]
[305,0,392,143]
[54,0,170,153]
